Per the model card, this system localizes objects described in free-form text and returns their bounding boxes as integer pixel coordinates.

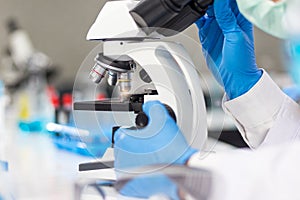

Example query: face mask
[236,0,287,39]
[283,0,300,37]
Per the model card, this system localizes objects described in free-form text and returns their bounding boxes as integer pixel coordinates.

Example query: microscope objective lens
[89,64,107,84]
[107,71,118,86]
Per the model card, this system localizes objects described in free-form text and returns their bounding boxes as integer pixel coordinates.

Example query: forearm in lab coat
[188,142,300,200]
[222,69,300,148]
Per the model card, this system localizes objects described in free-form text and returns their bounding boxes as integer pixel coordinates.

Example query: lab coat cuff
[222,70,285,148]
[187,151,218,169]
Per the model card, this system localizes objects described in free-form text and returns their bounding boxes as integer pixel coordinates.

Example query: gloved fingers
[195,4,215,28]
[196,5,215,38]
[206,5,215,17]
[119,174,179,200]
[214,0,241,34]
[114,101,172,141]
[198,17,224,65]
[142,100,169,122]
[195,16,206,31]
[142,101,177,137]
[201,25,224,59]
[113,127,127,146]
[230,0,253,40]
[205,53,224,86]
[128,101,171,137]
[197,14,224,84]
[198,17,217,43]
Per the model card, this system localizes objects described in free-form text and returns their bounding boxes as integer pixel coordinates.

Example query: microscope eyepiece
[130,0,180,33]
[195,0,213,9]
[130,0,213,36]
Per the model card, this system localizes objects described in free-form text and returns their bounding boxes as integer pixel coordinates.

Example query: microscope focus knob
[135,112,149,128]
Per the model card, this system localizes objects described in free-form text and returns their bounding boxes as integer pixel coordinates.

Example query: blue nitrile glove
[114,100,198,172]
[118,174,179,200]
[114,101,197,199]
[196,0,262,99]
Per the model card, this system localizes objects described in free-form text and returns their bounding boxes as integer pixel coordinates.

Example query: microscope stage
[73,99,143,112]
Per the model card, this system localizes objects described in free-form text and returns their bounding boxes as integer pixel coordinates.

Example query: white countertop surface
[1,116,236,200]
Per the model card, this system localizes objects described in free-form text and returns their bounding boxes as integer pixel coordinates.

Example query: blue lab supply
[18,120,42,132]
[0,161,8,172]
[119,174,179,200]
[0,81,3,96]
[286,40,300,88]
[18,75,54,133]
[52,137,110,157]
[114,101,198,174]
[47,123,110,157]
[196,0,262,99]
[283,85,300,102]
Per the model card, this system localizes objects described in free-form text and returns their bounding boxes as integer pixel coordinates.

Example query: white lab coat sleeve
[188,142,300,200]
[222,69,300,148]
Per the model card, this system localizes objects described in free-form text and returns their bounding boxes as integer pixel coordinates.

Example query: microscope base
[79,160,114,171]
[78,148,116,180]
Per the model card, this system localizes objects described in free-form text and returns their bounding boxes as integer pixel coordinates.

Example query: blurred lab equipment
[1,19,57,93]
[0,19,57,133]
[283,0,300,97]
[0,161,13,200]
[17,74,53,132]
[0,81,7,163]
[74,0,213,172]
[236,0,287,39]
[55,92,73,125]
[47,122,110,157]
[47,87,111,157]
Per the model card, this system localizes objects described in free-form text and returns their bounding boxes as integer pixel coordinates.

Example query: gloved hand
[114,100,198,172]
[196,0,263,99]
[118,174,180,200]
[114,101,197,199]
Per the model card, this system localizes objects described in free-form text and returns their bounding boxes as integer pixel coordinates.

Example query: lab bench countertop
[2,126,90,200]
[1,120,237,200]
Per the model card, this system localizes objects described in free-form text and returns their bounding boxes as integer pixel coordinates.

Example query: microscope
[74,0,213,172]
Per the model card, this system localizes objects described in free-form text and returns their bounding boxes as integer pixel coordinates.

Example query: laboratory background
[0,0,294,199]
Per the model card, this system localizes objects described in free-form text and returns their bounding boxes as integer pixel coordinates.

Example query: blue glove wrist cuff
[226,69,263,99]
